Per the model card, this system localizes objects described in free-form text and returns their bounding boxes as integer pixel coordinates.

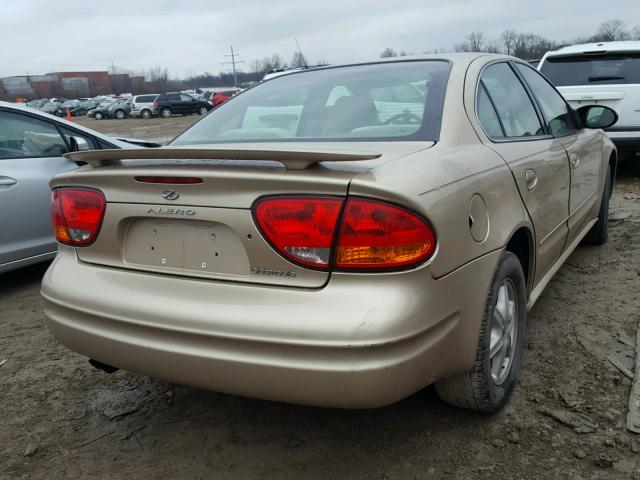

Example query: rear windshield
[540,53,640,86]
[171,60,451,144]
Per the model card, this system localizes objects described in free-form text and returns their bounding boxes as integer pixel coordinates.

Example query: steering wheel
[384,112,421,125]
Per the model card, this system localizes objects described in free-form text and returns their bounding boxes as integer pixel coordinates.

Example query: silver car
[0,101,142,273]
[130,94,160,119]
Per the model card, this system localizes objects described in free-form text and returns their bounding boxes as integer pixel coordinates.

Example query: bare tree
[467,31,486,51]
[148,66,169,93]
[380,47,398,58]
[455,31,486,52]
[291,51,308,68]
[596,20,630,41]
[261,54,286,72]
[501,30,518,55]
[249,59,265,74]
[632,25,640,40]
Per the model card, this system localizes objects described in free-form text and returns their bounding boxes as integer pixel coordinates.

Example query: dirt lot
[1,122,640,478]
[73,115,200,145]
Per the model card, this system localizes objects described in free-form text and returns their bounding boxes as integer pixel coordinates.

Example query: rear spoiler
[64,147,382,170]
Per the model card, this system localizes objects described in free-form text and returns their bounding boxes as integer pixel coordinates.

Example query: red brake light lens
[336,198,435,269]
[51,188,106,246]
[253,195,436,271]
[253,196,344,269]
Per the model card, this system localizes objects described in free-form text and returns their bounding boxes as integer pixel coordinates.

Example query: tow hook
[89,359,119,374]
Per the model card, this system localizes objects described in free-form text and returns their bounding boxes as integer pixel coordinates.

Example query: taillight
[253,196,343,269]
[51,188,106,246]
[335,198,435,270]
[153,100,159,108]
[252,196,436,271]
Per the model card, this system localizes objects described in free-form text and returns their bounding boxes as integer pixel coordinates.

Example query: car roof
[259,53,514,82]
[0,100,133,148]
[545,40,640,57]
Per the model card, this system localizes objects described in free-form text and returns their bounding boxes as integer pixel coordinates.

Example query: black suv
[154,93,212,118]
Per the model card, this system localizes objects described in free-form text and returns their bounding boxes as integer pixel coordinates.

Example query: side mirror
[69,136,91,152]
[576,105,618,129]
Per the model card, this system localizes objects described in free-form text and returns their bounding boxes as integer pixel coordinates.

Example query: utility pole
[223,46,244,87]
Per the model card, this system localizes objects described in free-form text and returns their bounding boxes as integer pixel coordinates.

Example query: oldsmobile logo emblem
[161,189,179,201]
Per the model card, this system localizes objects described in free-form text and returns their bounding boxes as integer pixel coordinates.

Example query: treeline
[380,19,640,61]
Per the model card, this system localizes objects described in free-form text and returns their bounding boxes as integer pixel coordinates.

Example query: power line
[222,46,244,87]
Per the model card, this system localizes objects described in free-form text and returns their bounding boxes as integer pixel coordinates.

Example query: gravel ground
[73,115,199,145]
[1,129,640,478]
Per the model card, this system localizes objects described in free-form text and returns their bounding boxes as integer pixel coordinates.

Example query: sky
[1,0,639,78]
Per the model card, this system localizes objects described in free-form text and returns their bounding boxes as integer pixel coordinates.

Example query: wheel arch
[504,226,534,294]
[608,150,617,195]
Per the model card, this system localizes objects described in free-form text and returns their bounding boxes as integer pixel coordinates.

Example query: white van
[539,41,640,162]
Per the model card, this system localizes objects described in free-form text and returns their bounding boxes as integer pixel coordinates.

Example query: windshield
[540,53,640,86]
[171,61,451,145]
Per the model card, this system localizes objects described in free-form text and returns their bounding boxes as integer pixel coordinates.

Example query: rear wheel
[160,107,172,118]
[141,109,152,119]
[583,165,611,245]
[198,106,208,116]
[435,251,526,412]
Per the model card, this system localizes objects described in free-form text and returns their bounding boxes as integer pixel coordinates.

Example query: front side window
[480,63,543,138]
[0,111,68,159]
[516,63,578,136]
[180,94,194,102]
[171,61,451,144]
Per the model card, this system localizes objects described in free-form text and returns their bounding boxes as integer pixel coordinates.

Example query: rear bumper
[41,247,500,408]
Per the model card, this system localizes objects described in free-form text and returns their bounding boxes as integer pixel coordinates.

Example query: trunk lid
[52,142,432,287]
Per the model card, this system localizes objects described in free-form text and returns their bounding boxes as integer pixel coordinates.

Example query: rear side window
[515,63,578,136]
[540,53,640,86]
[136,95,157,103]
[480,63,543,138]
[167,94,180,101]
[0,111,68,159]
[476,84,504,138]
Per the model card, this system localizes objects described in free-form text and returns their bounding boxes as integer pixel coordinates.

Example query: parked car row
[22,88,242,121]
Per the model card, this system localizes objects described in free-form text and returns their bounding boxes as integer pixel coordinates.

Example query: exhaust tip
[89,359,119,374]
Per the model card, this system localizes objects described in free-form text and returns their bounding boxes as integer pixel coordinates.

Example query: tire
[198,106,208,116]
[435,251,527,412]
[114,109,126,120]
[141,109,152,119]
[160,107,172,118]
[583,165,611,245]
[94,112,103,120]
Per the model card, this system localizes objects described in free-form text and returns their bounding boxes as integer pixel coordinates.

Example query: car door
[0,110,76,267]
[514,62,603,242]
[180,94,195,114]
[167,93,182,113]
[476,62,571,283]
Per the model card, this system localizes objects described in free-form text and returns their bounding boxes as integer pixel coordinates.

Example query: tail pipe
[89,359,119,374]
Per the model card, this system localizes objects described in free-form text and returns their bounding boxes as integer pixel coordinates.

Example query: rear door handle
[0,176,17,188]
[570,153,580,169]
[525,169,538,191]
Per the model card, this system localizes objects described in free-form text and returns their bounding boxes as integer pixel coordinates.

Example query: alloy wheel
[490,278,518,385]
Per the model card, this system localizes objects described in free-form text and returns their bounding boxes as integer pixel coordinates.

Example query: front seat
[323,94,381,136]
